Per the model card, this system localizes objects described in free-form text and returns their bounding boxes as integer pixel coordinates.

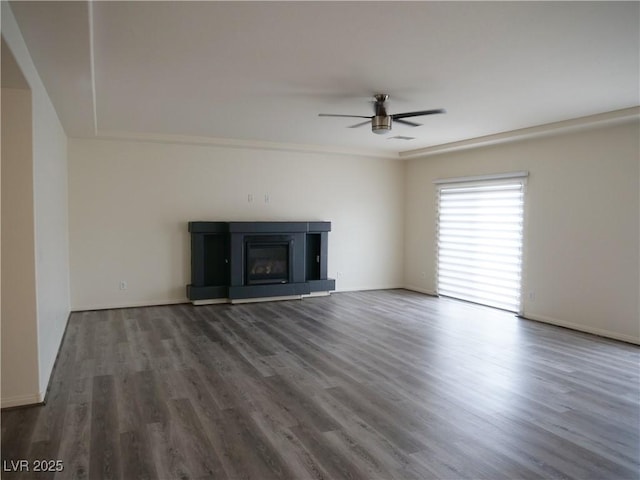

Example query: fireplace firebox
[245,236,293,285]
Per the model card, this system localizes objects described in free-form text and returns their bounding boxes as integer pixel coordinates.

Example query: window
[436,173,527,313]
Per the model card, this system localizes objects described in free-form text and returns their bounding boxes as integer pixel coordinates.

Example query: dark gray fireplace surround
[187,221,335,303]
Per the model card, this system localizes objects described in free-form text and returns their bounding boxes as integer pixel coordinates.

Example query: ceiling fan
[318,94,445,134]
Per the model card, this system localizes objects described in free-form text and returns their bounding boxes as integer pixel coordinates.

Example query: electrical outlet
[119,280,128,290]
[420,271,427,279]
[264,194,270,204]
[247,194,254,203]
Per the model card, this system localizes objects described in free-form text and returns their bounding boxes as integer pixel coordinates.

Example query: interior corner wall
[2,2,71,406]
[67,139,405,310]
[1,87,40,406]
[404,120,640,344]
[31,89,70,397]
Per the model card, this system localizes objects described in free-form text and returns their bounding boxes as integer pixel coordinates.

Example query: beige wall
[405,121,640,343]
[2,3,71,406]
[68,139,405,310]
[1,87,40,405]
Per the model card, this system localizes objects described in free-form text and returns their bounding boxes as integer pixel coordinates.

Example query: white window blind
[436,177,526,313]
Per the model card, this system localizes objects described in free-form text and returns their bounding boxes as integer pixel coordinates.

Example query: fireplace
[187,221,335,302]
[245,236,292,285]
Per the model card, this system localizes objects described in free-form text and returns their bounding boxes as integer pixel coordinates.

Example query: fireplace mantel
[187,221,335,304]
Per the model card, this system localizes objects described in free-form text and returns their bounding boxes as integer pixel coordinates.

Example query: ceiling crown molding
[399,107,640,159]
[93,130,398,159]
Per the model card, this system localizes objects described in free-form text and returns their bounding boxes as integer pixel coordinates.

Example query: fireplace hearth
[187,222,335,303]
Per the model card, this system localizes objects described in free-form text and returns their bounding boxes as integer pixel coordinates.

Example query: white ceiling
[8,1,640,157]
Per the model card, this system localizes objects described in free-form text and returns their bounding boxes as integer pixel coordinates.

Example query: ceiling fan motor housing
[372,115,392,134]
[318,93,443,134]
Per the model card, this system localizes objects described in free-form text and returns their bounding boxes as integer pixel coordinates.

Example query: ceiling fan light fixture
[318,94,444,135]
[372,115,392,134]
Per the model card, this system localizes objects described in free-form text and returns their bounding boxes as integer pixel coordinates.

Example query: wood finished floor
[2,290,639,479]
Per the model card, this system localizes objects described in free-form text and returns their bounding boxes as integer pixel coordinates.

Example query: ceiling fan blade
[394,118,422,127]
[348,120,371,129]
[392,108,446,120]
[318,114,372,119]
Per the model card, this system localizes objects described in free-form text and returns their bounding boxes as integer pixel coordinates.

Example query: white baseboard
[523,313,640,345]
[335,284,405,293]
[1,391,44,409]
[403,285,438,296]
[71,298,187,311]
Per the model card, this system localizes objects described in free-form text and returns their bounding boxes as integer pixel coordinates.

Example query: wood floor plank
[119,429,158,480]
[166,398,227,479]
[131,370,169,425]
[261,374,338,433]
[288,421,369,480]
[55,401,91,480]
[312,389,432,480]
[2,290,638,479]
[325,384,427,454]
[0,407,41,476]
[249,410,333,480]
[89,375,121,479]
[216,407,294,480]
[146,422,191,479]
[323,428,397,480]
[114,372,142,434]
